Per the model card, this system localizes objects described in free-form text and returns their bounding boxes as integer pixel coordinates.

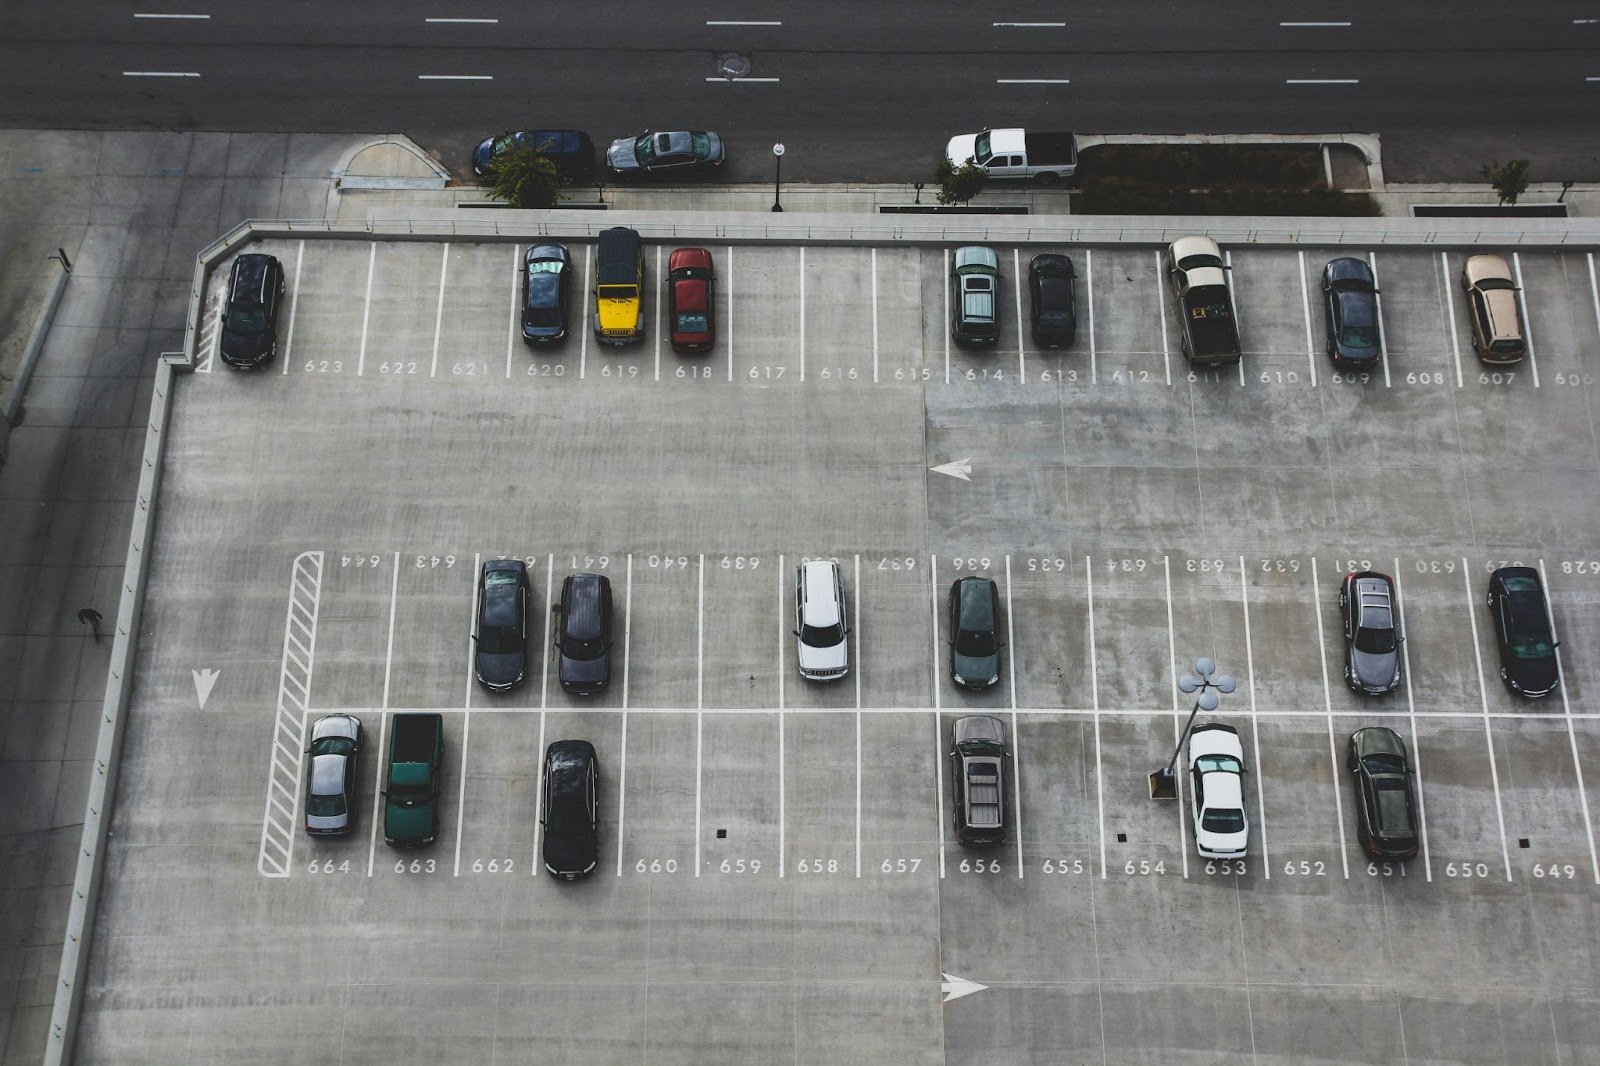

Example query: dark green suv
[948,576,1002,690]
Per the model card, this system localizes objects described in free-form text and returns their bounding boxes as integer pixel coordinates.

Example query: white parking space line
[357,242,375,375]
[200,301,220,373]
[1005,556,1023,878]
[706,19,780,25]
[457,552,479,877]
[1298,251,1317,386]
[616,554,633,876]
[365,712,388,877]
[1280,20,1351,26]
[134,12,211,18]
[530,709,546,877]
[1391,562,1432,880]
[1462,559,1514,880]
[1368,252,1393,388]
[1540,560,1600,883]
[258,550,324,878]
[504,244,519,379]
[425,16,498,23]
[943,250,951,385]
[430,245,448,378]
[382,552,400,709]
[1013,250,1027,383]
[856,553,863,878]
[726,245,735,383]
[1588,253,1600,341]
[418,74,492,80]
[1309,559,1350,877]
[1087,557,1106,878]
[580,244,592,380]
[1086,248,1097,384]
[798,248,807,382]
[1239,557,1270,878]
[654,246,663,382]
[1225,250,1245,387]
[1440,252,1465,388]
[871,250,880,383]
[122,71,201,77]
[1156,252,1171,387]
[281,240,304,375]
[695,554,705,876]
[778,554,786,876]
[1164,557,1189,876]
[539,554,553,708]
[931,554,945,877]
[1511,252,1540,386]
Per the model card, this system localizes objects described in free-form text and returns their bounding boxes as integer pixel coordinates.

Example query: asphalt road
[3,4,1599,183]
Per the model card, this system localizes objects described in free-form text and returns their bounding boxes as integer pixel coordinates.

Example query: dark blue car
[473,130,595,183]
[522,243,573,345]
[1321,257,1382,368]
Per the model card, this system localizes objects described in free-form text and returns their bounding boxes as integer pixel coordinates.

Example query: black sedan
[521,243,573,345]
[474,559,530,691]
[1027,253,1077,348]
[1347,727,1420,861]
[606,130,724,178]
[304,714,362,836]
[1321,257,1381,368]
[542,739,600,879]
[949,576,1003,690]
[1487,566,1560,697]
[1338,571,1402,695]
[220,252,286,369]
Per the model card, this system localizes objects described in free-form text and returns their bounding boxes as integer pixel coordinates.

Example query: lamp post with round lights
[771,143,785,212]
[1148,656,1237,799]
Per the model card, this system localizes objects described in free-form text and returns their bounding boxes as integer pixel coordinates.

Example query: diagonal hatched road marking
[257,551,324,877]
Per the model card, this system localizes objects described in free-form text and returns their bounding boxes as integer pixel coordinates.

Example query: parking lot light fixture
[1149,657,1236,799]
[771,143,785,212]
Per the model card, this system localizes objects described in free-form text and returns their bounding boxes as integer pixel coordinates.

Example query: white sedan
[1187,723,1249,859]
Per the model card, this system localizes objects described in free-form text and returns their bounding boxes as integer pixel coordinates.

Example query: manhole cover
[717,53,752,79]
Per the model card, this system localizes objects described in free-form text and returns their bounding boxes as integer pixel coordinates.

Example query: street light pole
[1148,657,1236,799]
[771,143,785,212]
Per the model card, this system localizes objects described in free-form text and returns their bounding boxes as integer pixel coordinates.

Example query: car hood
[1351,649,1398,690]
[385,804,433,840]
[606,137,642,171]
[560,652,610,691]
[220,325,271,361]
[945,133,979,166]
[1510,654,1559,694]
[953,650,1000,685]
[544,825,598,875]
[472,136,496,172]
[476,650,525,687]
[798,640,848,673]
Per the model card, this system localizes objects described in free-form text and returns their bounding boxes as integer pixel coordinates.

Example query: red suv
[667,247,715,354]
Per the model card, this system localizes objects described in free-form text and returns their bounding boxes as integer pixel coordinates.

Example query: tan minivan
[1461,254,1525,363]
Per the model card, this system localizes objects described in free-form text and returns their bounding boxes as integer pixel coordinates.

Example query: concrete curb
[0,255,71,463]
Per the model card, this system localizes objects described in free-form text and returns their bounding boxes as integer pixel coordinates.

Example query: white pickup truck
[944,128,1078,184]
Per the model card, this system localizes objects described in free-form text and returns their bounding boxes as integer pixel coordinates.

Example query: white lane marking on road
[418,74,493,80]
[1310,559,1350,877]
[1440,252,1464,388]
[1005,556,1023,879]
[799,247,806,382]
[430,245,448,378]
[133,12,211,18]
[1086,248,1097,384]
[1392,562,1432,881]
[1540,560,1600,883]
[365,711,388,877]
[1462,558,1514,880]
[382,552,399,709]
[540,553,554,708]
[281,240,304,375]
[1286,78,1359,84]
[425,17,498,22]
[357,242,375,375]
[931,554,945,877]
[706,19,781,24]
[871,248,880,383]
[1157,251,1172,386]
[1165,556,1189,876]
[258,551,323,878]
[1089,556,1106,878]
[944,249,952,384]
[1369,251,1392,388]
[1298,251,1317,387]
[695,554,704,876]
[530,709,546,876]
[1511,252,1540,386]
[506,244,519,379]
[1280,20,1351,26]
[1225,249,1245,387]
[1240,556,1270,878]
[458,553,479,877]
[616,554,633,876]
[778,554,786,877]
[1014,248,1026,383]
[122,71,200,77]
[704,77,780,82]
[997,79,1070,84]
[857,553,864,878]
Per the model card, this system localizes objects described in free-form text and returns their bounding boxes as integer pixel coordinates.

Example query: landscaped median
[1073,144,1379,216]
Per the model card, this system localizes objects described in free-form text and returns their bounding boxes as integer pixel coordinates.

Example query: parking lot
[80,234,1600,1064]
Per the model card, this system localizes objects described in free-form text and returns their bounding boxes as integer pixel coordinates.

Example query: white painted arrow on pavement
[931,459,972,481]
[193,668,219,710]
[941,972,988,1003]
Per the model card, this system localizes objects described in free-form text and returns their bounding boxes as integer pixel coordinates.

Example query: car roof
[563,574,609,641]
[800,561,841,625]
[954,246,999,271]
[484,558,526,574]
[956,578,996,627]
[597,227,641,281]
[1202,771,1244,809]
[309,751,349,795]
[672,275,710,314]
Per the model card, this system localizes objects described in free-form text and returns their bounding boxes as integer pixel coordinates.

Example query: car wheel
[1034,172,1060,187]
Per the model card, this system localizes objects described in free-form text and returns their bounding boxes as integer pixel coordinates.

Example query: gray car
[949,576,1003,690]
[1338,571,1402,695]
[304,714,362,836]
[605,130,725,178]
[949,715,1008,846]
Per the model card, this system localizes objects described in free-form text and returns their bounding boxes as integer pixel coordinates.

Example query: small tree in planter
[1481,159,1531,207]
[489,139,564,209]
[935,155,989,206]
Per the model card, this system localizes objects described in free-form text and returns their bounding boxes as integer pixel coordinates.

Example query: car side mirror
[792,629,801,637]
[379,789,388,797]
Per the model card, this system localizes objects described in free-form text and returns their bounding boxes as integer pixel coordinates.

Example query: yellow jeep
[594,227,644,344]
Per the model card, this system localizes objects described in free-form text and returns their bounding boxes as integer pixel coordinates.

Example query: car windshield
[1195,754,1241,774]
[1339,324,1377,349]
[1363,752,1405,774]
[1511,636,1555,659]
[955,629,996,658]
[1491,338,1524,354]
[528,259,563,275]
[960,739,1006,756]
[478,624,519,656]
[1201,807,1245,833]
[973,132,992,163]
[1476,277,1514,291]
[1354,625,1396,654]
[800,622,843,649]
[306,792,345,817]
[225,302,266,334]
[691,132,711,157]
[676,311,709,333]
[634,135,655,164]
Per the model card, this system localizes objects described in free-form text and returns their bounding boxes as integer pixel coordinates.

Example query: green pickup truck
[383,713,444,848]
